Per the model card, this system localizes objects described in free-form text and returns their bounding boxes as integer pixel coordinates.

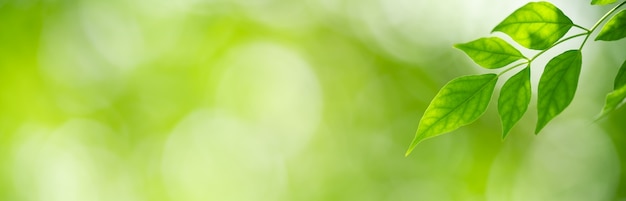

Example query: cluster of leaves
[406,0,626,156]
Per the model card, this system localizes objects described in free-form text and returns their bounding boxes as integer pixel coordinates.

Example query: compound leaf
[498,67,531,138]
[596,10,626,41]
[536,50,582,133]
[493,2,573,50]
[455,37,526,69]
[406,74,497,156]
[614,59,626,89]
[591,0,617,5]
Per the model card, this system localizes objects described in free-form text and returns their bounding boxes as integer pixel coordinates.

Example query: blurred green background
[1,0,626,200]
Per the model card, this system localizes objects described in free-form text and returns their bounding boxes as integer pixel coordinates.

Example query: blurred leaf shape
[596,10,626,41]
[454,37,526,69]
[600,60,626,117]
[591,0,617,5]
[498,67,531,138]
[614,59,626,89]
[406,74,497,156]
[492,1,573,50]
[536,50,582,133]
[600,85,626,117]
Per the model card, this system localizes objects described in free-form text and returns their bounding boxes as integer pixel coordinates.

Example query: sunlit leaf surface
[455,37,525,69]
[407,74,497,155]
[498,67,531,138]
[536,50,582,133]
[493,2,573,50]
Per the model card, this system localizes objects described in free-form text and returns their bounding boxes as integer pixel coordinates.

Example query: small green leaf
[596,10,626,41]
[591,0,617,5]
[406,74,497,156]
[614,59,626,89]
[600,85,626,116]
[536,50,582,133]
[600,60,626,117]
[498,67,531,138]
[454,37,526,69]
[492,2,573,50]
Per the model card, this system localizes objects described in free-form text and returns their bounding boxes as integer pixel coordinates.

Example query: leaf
[492,2,573,50]
[406,74,497,156]
[591,0,617,5]
[599,59,626,117]
[536,50,582,133]
[454,37,526,69]
[600,85,626,116]
[596,10,626,41]
[498,67,531,138]
[614,59,626,89]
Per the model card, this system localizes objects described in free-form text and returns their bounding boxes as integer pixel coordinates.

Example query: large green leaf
[536,50,582,133]
[614,59,626,89]
[498,67,531,138]
[454,37,525,69]
[406,74,497,156]
[492,2,573,50]
[591,0,617,5]
[596,10,626,41]
[600,85,626,116]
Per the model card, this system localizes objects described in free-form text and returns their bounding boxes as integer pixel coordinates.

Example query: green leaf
[536,50,582,133]
[614,59,626,89]
[599,59,626,117]
[406,74,497,156]
[596,10,626,41]
[454,37,526,69]
[492,2,573,50]
[498,67,531,138]
[591,0,617,5]
[600,85,626,116]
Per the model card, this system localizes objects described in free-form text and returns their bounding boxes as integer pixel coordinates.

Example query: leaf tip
[404,149,412,157]
[501,130,509,140]
[405,139,420,157]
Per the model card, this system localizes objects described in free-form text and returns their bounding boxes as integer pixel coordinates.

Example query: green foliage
[600,86,626,116]
[592,0,618,5]
[492,2,573,50]
[454,37,526,69]
[600,60,626,116]
[406,74,497,156]
[596,10,626,41]
[406,0,626,156]
[536,50,582,133]
[614,60,626,89]
[498,67,531,138]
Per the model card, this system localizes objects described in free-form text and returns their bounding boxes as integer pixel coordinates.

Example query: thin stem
[573,24,590,32]
[580,0,626,50]
[530,32,588,62]
[498,62,529,77]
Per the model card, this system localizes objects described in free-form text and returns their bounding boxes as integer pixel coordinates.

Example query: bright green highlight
[592,0,618,5]
[596,10,626,41]
[406,74,497,156]
[536,50,582,134]
[454,37,526,69]
[498,67,531,138]
[492,1,573,50]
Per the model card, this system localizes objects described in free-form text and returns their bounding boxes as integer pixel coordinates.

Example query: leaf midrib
[459,45,523,58]
[419,76,497,135]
